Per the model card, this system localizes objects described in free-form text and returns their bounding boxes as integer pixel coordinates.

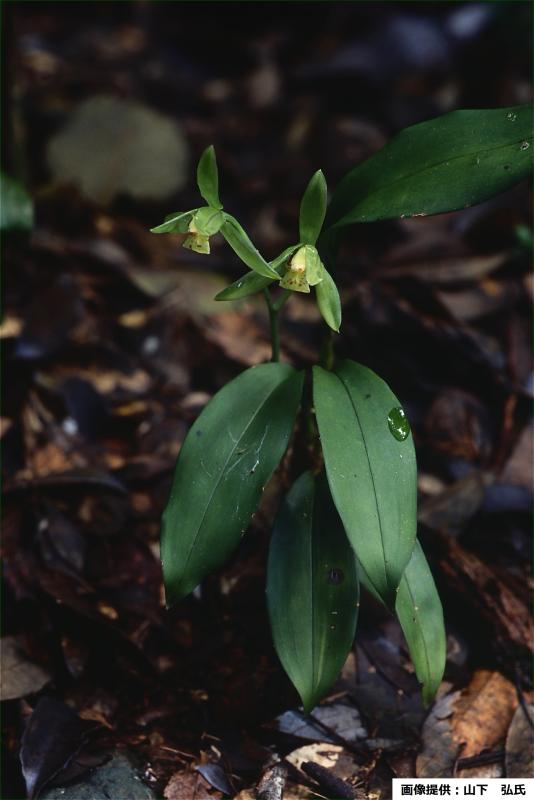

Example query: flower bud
[279,245,325,293]
[183,219,211,254]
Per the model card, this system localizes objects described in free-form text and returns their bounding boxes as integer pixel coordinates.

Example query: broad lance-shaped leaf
[197,145,223,210]
[357,540,445,706]
[299,169,327,246]
[324,104,533,229]
[396,540,446,706]
[313,360,417,607]
[162,363,303,606]
[267,471,359,712]
[215,245,299,301]
[220,214,279,279]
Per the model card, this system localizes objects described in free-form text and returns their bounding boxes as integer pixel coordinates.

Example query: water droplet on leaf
[520,141,530,151]
[387,407,410,441]
[506,112,517,122]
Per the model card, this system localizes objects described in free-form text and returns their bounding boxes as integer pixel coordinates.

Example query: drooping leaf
[220,214,279,279]
[267,471,359,712]
[395,540,446,706]
[299,169,328,246]
[0,173,34,231]
[325,104,533,229]
[150,210,194,234]
[313,360,417,607]
[315,268,341,332]
[215,245,299,301]
[161,363,303,605]
[196,145,223,210]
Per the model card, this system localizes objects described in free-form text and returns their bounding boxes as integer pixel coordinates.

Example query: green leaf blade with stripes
[267,471,359,712]
[313,360,417,607]
[162,363,304,606]
[325,104,533,229]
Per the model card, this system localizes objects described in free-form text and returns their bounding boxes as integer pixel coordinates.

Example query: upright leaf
[325,104,533,228]
[313,361,417,607]
[299,170,328,246]
[197,145,223,210]
[162,363,303,606]
[315,268,341,332]
[220,214,279,279]
[215,245,299,301]
[396,540,446,706]
[267,472,359,712]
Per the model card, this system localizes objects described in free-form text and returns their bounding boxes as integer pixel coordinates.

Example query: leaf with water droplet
[313,360,417,607]
[387,407,411,441]
[324,104,533,227]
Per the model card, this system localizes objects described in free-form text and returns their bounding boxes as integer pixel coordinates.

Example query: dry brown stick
[456,750,505,770]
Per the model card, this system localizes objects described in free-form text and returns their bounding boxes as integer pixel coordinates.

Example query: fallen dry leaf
[286,742,358,784]
[0,637,51,701]
[206,313,272,366]
[453,670,517,758]
[163,770,219,800]
[417,671,518,778]
[417,689,460,778]
[500,422,534,491]
[505,704,534,778]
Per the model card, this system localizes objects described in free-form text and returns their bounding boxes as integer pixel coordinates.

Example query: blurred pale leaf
[47,95,189,204]
[0,636,51,700]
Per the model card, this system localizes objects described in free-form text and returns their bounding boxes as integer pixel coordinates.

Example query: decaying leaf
[163,769,218,800]
[20,697,98,799]
[417,670,518,778]
[505,705,534,778]
[286,743,359,793]
[276,703,367,744]
[0,637,51,701]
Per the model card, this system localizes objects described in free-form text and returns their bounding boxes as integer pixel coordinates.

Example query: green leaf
[396,540,446,706]
[215,245,299,301]
[197,145,223,210]
[267,471,359,712]
[161,363,304,606]
[325,104,533,228]
[299,169,328,246]
[315,268,341,332]
[0,173,33,231]
[220,214,279,279]
[150,210,194,234]
[313,360,417,607]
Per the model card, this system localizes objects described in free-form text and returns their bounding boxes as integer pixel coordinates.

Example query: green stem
[264,288,280,362]
[319,327,334,370]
